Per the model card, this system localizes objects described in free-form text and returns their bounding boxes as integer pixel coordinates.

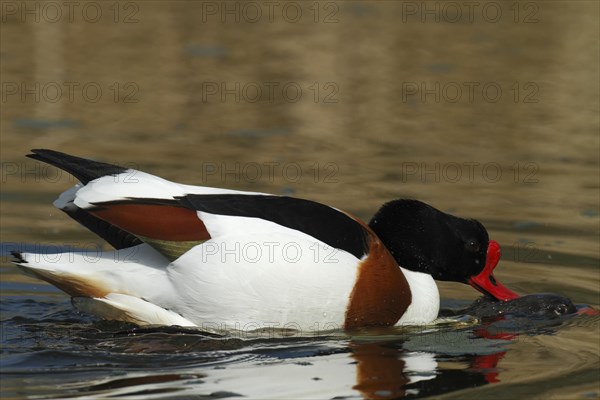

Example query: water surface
[1,1,599,398]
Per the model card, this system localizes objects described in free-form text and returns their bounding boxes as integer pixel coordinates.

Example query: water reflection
[4,288,595,399]
[352,342,433,399]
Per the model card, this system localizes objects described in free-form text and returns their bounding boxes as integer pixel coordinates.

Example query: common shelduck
[12,150,519,332]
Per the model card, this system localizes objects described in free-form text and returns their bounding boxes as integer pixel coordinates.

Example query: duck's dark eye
[553,304,568,315]
[464,239,480,253]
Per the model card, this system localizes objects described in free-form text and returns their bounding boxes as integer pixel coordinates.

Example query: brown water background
[1,1,599,398]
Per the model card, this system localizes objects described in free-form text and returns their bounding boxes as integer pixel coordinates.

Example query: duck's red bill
[468,240,520,302]
[576,306,599,316]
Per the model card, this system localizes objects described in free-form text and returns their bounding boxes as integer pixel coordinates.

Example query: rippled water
[1,1,599,399]
[1,281,598,399]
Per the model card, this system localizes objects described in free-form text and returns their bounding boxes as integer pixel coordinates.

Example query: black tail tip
[26,148,61,159]
[10,251,27,264]
[25,149,128,185]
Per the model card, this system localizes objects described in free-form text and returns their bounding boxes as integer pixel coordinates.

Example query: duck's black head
[369,199,519,301]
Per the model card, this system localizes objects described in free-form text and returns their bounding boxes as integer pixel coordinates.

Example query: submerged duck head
[464,293,577,319]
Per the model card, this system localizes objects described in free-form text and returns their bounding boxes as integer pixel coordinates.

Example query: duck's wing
[26,149,370,261]
[176,194,370,259]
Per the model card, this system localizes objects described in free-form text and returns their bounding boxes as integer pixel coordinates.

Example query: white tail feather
[73,295,197,326]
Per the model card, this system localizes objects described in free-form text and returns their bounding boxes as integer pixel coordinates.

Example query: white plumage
[14,150,457,332]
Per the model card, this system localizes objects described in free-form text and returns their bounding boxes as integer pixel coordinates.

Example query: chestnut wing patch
[90,202,209,242]
[177,194,370,260]
[86,200,211,260]
[63,206,143,250]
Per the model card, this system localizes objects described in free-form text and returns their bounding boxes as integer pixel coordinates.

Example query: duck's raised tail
[27,149,127,184]
[26,149,144,250]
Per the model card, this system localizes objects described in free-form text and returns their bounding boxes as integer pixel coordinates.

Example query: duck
[12,149,519,332]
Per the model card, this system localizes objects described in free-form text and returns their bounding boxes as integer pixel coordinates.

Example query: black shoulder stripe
[177,194,369,259]
[89,198,181,208]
